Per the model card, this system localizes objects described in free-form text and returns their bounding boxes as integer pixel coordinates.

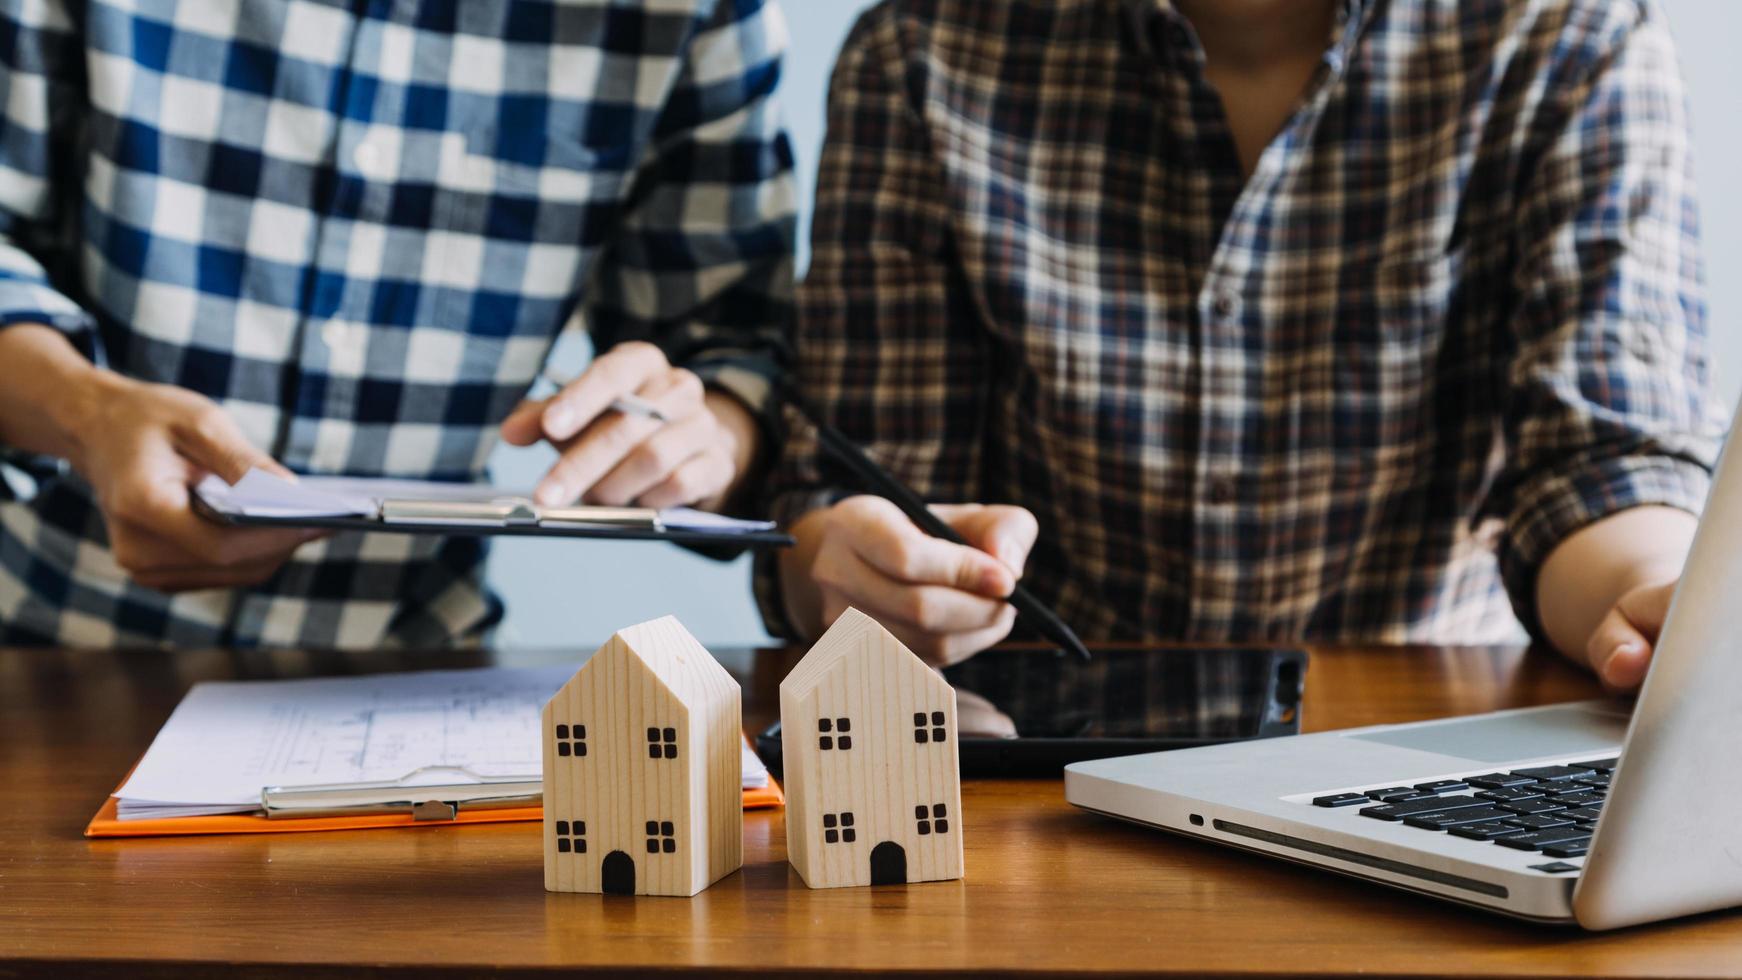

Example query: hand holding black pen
[779,384,1093,664]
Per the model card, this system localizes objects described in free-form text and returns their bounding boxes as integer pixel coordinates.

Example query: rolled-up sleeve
[1494,3,1726,640]
[0,1,98,500]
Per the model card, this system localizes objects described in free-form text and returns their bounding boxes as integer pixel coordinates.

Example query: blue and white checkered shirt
[0,0,796,647]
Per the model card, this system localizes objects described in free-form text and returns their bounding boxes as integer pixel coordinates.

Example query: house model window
[556,723,587,757]
[818,716,852,751]
[647,726,677,759]
[555,820,587,853]
[915,803,949,836]
[823,812,857,844]
[646,820,677,854]
[913,711,946,744]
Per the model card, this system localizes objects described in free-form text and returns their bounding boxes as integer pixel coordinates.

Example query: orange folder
[86,775,782,838]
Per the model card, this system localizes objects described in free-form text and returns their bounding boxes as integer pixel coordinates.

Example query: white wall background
[486,0,1741,651]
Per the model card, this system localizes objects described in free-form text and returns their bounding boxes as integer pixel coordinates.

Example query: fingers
[111,513,316,592]
[954,687,1019,738]
[811,499,1020,666]
[794,497,1032,665]
[538,341,670,443]
[132,557,291,593]
[843,498,1016,598]
[821,591,1016,667]
[894,609,1017,668]
[815,547,1014,635]
[534,367,707,505]
[933,503,1040,577]
[1616,579,1675,636]
[499,398,549,447]
[1585,581,1676,691]
[584,411,720,506]
[168,404,283,484]
[1585,608,1652,692]
[112,479,323,569]
[635,450,734,510]
[534,412,661,505]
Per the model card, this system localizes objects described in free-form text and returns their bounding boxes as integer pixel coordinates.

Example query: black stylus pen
[780,384,1093,663]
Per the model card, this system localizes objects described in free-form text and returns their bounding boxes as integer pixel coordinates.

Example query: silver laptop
[1065,406,1742,929]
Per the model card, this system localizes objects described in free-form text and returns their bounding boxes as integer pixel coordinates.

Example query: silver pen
[539,367,670,424]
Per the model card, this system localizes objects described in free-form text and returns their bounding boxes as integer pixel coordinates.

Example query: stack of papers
[196,469,776,533]
[116,665,769,821]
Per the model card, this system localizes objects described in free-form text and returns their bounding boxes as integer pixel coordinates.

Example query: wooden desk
[3,643,1739,978]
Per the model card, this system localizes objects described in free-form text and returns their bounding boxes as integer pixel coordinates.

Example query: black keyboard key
[1413,779,1470,794]
[1577,758,1620,773]
[1313,793,1371,808]
[1365,786,1428,801]
[1496,798,1568,816]
[1449,821,1531,841]
[1402,806,1515,830]
[1505,813,1575,831]
[1571,774,1611,790]
[1495,828,1592,852]
[1543,842,1591,858]
[1561,806,1604,823]
[1510,764,1594,782]
[1547,791,1605,808]
[1360,795,1488,821]
[1535,782,1598,797]
[1476,786,1547,804]
[1466,773,1538,789]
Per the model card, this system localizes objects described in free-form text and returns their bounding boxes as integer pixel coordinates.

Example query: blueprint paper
[116,664,767,820]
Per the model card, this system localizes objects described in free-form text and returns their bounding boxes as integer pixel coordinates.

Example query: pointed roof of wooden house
[779,607,946,696]
[562,615,737,708]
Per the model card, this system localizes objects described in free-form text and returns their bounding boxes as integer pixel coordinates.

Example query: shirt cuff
[0,282,97,501]
[689,355,784,463]
[1499,454,1713,642]
[751,487,846,640]
[0,279,99,351]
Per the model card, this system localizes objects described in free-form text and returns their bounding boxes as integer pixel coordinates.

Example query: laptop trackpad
[1347,703,1630,764]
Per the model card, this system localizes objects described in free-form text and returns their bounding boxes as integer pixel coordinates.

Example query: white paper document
[116,664,769,821]
[195,469,776,533]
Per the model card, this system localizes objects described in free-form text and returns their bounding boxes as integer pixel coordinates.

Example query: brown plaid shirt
[757,0,1725,646]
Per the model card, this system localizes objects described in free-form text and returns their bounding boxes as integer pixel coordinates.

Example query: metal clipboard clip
[260,766,542,821]
[378,498,664,531]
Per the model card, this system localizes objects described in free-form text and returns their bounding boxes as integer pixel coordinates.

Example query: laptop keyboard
[1310,757,1618,859]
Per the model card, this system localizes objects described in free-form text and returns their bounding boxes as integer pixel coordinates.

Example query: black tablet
[756,645,1307,777]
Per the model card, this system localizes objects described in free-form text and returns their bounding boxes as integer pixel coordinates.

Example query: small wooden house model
[780,607,963,888]
[543,616,742,897]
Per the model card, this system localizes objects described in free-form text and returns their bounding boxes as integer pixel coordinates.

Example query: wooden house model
[779,607,963,888]
[542,616,742,897]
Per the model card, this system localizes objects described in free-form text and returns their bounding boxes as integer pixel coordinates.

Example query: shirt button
[1211,290,1241,320]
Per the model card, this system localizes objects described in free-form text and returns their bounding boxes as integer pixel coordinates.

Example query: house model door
[870,841,907,885]
[602,851,635,895]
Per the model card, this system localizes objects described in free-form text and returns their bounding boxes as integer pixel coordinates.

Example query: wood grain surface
[4,642,1740,978]
[541,617,742,897]
[780,609,963,889]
